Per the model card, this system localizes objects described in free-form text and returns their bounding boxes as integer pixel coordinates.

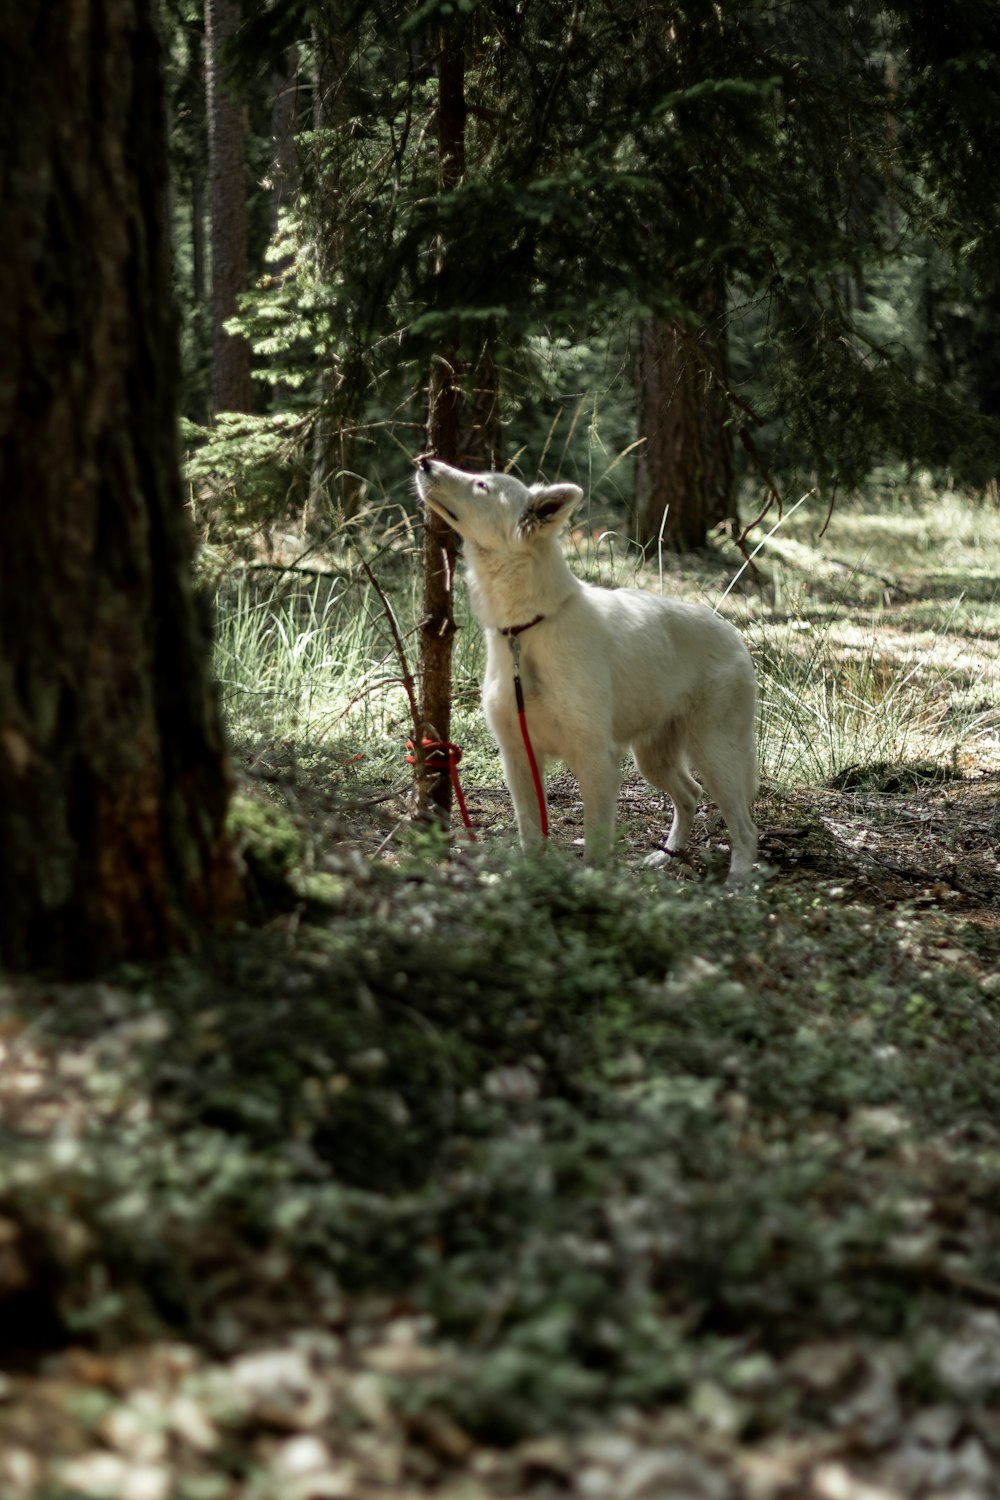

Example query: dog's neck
[463,537,581,633]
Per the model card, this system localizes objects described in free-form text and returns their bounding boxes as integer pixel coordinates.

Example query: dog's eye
[474,479,490,494]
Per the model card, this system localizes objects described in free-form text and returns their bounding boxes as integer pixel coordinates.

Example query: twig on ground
[829,557,919,600]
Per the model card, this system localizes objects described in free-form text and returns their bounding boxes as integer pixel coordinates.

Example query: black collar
[498,614,545,639]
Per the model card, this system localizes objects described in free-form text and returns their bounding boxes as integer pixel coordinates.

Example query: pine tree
[209,0,1000,539]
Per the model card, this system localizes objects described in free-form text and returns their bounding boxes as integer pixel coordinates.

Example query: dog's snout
[417,454,433,473]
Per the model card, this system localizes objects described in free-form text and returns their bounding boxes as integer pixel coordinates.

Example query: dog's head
[415,457,582,552]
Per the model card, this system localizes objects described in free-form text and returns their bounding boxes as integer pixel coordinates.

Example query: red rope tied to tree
[406,738,477,840]
[404,617,549,849]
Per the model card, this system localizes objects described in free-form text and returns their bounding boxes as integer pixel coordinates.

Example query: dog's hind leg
[688,727,759,882]
[633,726,700,857]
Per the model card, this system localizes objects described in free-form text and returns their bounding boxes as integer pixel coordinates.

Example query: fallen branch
[829,557,919,600]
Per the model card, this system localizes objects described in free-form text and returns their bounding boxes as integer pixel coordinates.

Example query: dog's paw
[643,847,699,878]
[724,860,777,889]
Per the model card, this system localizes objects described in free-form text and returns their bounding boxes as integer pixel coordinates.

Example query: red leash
[500,617,549,840]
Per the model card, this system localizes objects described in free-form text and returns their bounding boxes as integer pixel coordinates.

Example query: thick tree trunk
[205,0,252,416]
[0,0,239,976]
[634,271,736,552]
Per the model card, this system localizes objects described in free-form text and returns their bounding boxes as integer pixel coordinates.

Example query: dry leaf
[228,1346,331,1428]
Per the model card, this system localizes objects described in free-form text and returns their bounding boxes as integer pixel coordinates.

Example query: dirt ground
[241,735,1000,946]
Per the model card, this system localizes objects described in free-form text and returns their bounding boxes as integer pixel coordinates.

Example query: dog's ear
[518,483,583,539]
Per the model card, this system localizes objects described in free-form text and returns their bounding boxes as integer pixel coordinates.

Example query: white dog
[415,458,759,880]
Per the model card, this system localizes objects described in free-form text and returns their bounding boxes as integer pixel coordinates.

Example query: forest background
[2,2,1000,1497]
[176,0,1000,821]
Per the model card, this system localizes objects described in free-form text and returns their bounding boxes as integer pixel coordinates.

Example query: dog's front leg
[572,748,622,862]
[498,738,548,849]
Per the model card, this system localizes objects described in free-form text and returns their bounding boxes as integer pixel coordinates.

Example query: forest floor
[1,490,1000,1500]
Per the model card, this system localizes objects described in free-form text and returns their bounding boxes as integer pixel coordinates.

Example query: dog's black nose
[417,454,433,473]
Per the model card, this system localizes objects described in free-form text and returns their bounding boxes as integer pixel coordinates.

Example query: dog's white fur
[415,458,759,879]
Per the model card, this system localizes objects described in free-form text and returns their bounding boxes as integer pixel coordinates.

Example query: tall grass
[751,605,991,786]
[741,493,999,787]
[213,564,487,759]
[212,491,998,794]
[214,573,409,747]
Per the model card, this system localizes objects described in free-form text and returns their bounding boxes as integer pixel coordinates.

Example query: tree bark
[0,0,239,976]
[634,270,736,552]
[205,0,252,416]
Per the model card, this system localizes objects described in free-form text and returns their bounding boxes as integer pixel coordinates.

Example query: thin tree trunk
[634,270,736,552]
[0,0,239,976]
[184,18,210,427]
[191,157,211,428]
[270,44,301,235]
[267,43,301,413]
[306,23,363,529]
[192,168,207,309]
[418,354,463,818]
[205,0,252,416]
[189,25,208,312]
[417,19,468,822]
